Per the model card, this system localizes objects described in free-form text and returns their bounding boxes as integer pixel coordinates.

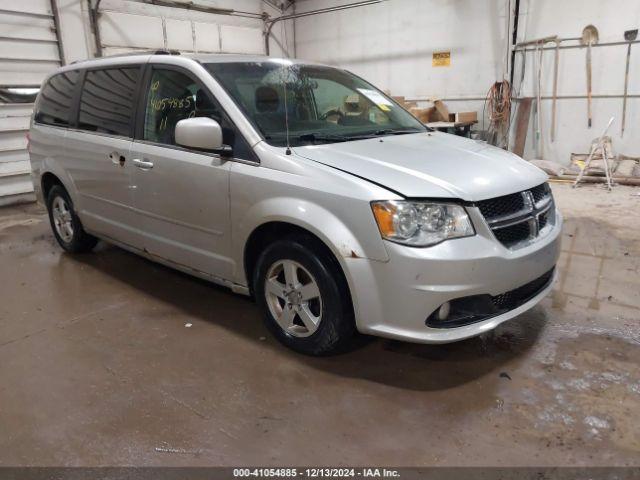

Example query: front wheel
[253,236,356,355]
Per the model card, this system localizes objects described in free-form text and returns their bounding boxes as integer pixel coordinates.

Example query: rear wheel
[47,185,98,253]
[254,236,356,355]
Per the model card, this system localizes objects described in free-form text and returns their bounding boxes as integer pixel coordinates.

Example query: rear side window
[78,67,139,137]
[34,71,79,127]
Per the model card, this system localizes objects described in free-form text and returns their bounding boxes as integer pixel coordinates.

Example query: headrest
[344,94,364,114]
[195,89,208,109]
[255,86,279,113]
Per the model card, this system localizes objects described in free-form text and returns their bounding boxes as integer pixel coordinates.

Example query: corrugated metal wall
[0,0,62,205]
[0,105,34,206]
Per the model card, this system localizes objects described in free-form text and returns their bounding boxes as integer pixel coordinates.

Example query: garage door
[96,0,264,57]
[0,0,63,205]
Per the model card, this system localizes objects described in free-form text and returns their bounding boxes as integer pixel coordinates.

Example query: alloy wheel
[52,196,74,243]
[264,259,323,337]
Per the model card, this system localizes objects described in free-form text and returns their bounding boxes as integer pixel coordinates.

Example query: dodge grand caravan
[29,52,561,355]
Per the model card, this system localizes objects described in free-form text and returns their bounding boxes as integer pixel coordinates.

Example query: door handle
[132,158,154,170]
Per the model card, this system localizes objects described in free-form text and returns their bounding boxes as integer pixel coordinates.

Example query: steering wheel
[320,108,344,122]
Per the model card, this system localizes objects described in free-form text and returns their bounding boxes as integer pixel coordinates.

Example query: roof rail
[153,49,181,55]
[71,49,181,64]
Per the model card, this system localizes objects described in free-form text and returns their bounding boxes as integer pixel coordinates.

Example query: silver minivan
[29,52,561,355]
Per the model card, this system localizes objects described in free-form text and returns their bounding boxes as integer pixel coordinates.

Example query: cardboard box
[392,96,417,111]
[433,100,450,122]
[448,111,477,123]
[410,107,437,123]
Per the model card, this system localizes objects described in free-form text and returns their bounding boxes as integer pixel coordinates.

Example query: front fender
[233,196,390,285]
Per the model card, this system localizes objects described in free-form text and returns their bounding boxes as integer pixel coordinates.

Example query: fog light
[437,301,451,321]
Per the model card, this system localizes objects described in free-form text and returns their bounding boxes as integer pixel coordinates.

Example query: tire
[46,185,98,253]
[253,235,356,356]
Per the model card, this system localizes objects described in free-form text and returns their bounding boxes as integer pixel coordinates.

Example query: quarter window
[78,67,139,137]
[34,71,79,127]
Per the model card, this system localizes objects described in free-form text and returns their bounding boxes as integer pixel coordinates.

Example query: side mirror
[175,117,231,155]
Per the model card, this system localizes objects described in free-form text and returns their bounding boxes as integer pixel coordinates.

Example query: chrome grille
[476,183,554,249]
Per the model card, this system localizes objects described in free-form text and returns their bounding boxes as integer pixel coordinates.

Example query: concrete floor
[0,183,638,467]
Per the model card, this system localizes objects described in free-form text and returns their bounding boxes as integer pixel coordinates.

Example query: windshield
[205,61,426,147]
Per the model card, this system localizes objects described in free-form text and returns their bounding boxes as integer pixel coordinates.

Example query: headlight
[371,200,474,246]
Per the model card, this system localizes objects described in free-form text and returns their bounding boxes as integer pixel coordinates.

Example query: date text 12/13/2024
[233,468,401,478]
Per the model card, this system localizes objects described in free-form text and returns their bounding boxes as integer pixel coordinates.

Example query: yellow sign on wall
[432,51,451,67]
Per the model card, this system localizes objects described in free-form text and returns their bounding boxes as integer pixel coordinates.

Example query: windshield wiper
[297,133,350,144]
[264,132,349,145]
[332,129,424,141]
[272,129,423,146]
[372,128,424,136]
[331,129,423,141]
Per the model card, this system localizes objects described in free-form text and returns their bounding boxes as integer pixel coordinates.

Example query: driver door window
[142,68,253,160]
[144,69,220,145]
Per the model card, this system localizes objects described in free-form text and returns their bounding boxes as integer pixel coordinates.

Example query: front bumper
[344,207,562,343]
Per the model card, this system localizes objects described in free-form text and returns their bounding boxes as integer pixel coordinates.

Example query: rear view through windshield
[205,61,425,147]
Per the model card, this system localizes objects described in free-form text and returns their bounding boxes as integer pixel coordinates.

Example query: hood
[293,131,547,201]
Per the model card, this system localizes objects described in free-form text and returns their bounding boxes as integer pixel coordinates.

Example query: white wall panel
[0,39,60,62]
[194,22,221,52]
[0,0,61,89]
[97,0,266,55]
[294,0,508,100]
[165,18,194,51]
[0,154,30,177]
[0,176,34,201]
[0,103,33,201]
[0,105,33,117]
[0,116,30,131]
[220,25,263,54]
[0,117,30,152]
[55,0,92,63]
[99,11,165,50]
[100,46,148,56]
[0,12,58,42]
[0,131,27,152]
[0,62,60,87]
[0,0,52,16]
[0,149,29,166]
